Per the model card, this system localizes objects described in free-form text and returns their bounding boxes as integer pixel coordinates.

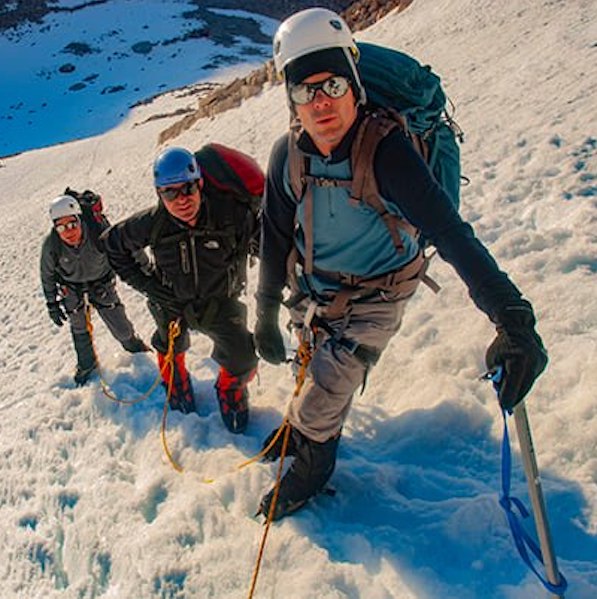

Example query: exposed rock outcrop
[158,0,413,145]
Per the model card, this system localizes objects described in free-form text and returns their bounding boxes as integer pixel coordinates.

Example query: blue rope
[489,368,568,595]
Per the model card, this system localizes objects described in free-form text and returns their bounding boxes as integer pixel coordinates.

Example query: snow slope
[0,0,595,597]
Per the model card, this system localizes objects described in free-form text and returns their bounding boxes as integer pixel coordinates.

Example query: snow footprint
[139,482,168,523]
[153,570,187,598]
[562,137,597,200]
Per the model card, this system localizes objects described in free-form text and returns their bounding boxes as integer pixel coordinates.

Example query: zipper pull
[179,240,190,274]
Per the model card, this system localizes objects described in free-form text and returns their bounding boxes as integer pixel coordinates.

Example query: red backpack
[195,143,264,203]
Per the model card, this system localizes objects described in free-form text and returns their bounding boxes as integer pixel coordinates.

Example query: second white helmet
[49,195,82,221]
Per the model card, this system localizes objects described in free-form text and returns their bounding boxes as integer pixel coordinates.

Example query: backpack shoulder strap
[350,110,420,252]
[287,124,322,273]
[287,124,308,201]
[149,205,168,249]
[350,110,402,204]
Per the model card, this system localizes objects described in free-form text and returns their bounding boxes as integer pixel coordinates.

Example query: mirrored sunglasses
[289,75,351,105]
[158,180,199,202]
[55,219,80,233]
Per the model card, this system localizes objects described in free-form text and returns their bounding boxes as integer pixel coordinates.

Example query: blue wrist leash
[488,367,567,595]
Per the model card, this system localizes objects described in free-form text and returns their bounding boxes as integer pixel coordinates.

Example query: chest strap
[288,248,440,319]
[288,114,422,278]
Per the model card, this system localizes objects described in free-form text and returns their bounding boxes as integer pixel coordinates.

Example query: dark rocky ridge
[0,0,353,33]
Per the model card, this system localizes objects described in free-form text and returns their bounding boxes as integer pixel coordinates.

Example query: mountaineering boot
[72,331,97,386]
[261,424,298,463]
[259,430,340,521]
[121,335,150,353]
[74,364,97,386]
[214,366,256,434]
[157,352,196,414]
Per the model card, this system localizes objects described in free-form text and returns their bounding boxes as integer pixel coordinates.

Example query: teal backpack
[357,42,463,212]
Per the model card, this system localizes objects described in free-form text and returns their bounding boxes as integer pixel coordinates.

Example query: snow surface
[0,0,595,597]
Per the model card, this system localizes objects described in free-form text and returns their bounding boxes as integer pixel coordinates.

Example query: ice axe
[486,366,566,598]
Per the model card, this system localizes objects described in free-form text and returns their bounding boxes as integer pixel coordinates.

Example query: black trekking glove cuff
[490,299,536,330]
[254,296,286,365]
[486,300,548,411]
[47,301,67,327]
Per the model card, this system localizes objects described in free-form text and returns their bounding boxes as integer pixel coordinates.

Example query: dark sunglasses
[158,180,199,202]
[55,219,80,233]
[289,75,351,105]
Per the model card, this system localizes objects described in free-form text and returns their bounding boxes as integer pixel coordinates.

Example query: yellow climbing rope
[247,335,313,599]
[247,421,291,599]
[159,319,183,473]
[83,300,162,405]
[292,338,313,396]
[236,338,312,472]
[85,303,183,472]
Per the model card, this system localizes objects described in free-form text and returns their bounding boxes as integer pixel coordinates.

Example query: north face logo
[204,240,220,249]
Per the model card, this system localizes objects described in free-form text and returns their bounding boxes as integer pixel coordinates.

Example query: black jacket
[102,194,254,304]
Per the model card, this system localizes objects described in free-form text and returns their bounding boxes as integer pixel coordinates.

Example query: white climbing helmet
[49,195,82,221]
[272,8,366,104]
[273,8,357,74]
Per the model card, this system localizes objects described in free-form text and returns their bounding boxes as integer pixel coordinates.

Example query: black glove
[47,301,67,327]
[144,278,186,314]
[254,297,286,364]
[486,301,548,411]
[128,273,185,314]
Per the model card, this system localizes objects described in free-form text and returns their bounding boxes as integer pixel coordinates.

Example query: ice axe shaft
[513,402,564,599]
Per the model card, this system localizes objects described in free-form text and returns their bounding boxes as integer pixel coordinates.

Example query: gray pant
[288,297,408,442]
[61,278,135,343]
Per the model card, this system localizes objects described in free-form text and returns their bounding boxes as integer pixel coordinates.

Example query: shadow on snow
[285,401,597,599]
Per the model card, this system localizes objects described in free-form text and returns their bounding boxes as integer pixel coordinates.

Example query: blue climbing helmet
[153,147,202,187]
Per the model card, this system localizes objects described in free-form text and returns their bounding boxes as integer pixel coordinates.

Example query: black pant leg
[198,298,257,376]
